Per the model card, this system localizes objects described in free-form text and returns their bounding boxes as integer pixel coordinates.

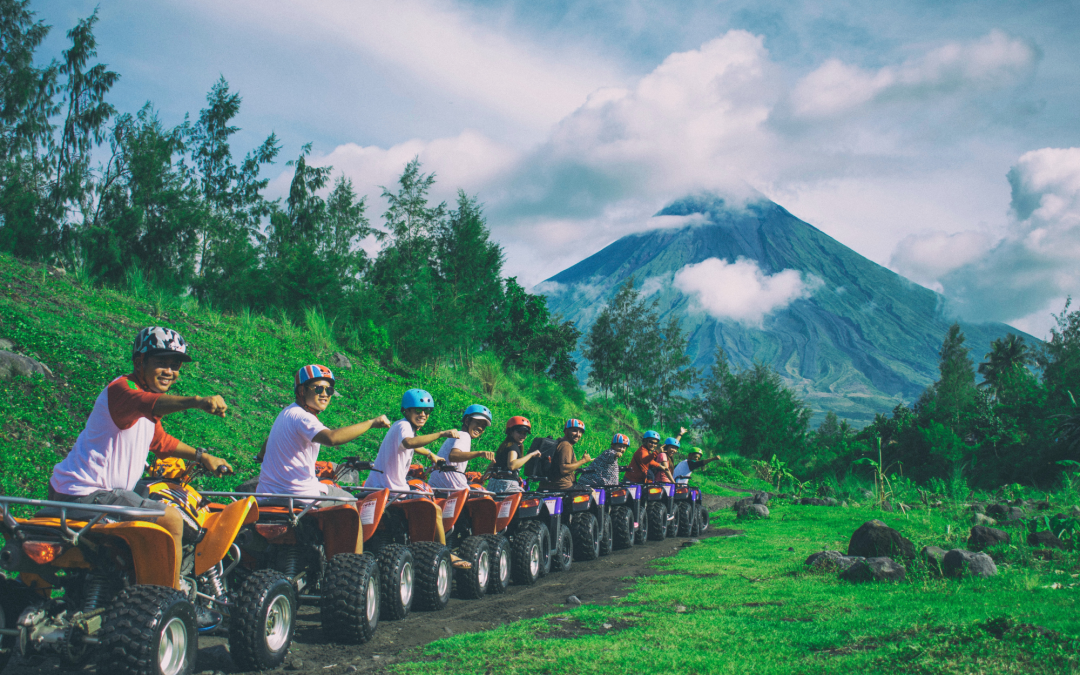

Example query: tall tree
[978,333,1034,394]
[933,323,977,430]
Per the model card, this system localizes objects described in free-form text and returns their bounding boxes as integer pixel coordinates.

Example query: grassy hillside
[0,253,641,500]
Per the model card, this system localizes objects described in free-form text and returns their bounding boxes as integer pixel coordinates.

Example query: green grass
[0,253,640,502]
[389,500,1080,675]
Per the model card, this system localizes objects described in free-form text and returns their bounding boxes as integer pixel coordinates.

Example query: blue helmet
[401,389,434,409]
[463,404,492,423]
[642,430,661,441]
[664,437,680,448]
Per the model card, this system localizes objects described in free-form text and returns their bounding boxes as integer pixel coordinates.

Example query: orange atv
[427,464,520,598]
[207,463,389,645]
[0,483,256,675]
[138,458,298,669]
[348,462,466,621]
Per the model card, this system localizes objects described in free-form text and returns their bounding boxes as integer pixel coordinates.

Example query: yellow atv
[138,458,298,669]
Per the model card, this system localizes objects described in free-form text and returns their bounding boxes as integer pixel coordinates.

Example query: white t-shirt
[363,419,415,491]
[428,434,472,490]
[257,403,330,496]
[673,460,692,484]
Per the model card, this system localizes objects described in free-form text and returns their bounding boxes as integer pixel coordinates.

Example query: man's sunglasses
[307,385,335,396]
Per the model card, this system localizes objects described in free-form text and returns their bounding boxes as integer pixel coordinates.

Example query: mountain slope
[541,194,1030,424]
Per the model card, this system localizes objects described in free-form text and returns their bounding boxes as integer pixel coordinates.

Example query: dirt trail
[5,527,743,675]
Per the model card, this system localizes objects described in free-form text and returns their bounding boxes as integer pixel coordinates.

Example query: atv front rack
[0,495,168,545]
[203,491,356,527]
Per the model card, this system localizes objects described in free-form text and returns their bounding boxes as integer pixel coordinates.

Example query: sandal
[451,555,472,570]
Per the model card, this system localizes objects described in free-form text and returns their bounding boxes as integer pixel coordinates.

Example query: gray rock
[1027,530,1067,550]
[859,488,875,500]
[732,497,754,512]
[566,595,582,606]
[972,513,997,527]
[969,503,987,515]
[804,550,863,571]
[986,503,1009,519]
[345,666,358,673]
[921,545,947,567]
[798,497,829,506]
[752,491,770,505]
[737,504,770,520]
[967,526,1010,551]
[840,556,906,583]
[841,500,849,508]
[942,549,998,578]
[0,339,13,350]
[0,350,53,380]
[847,520,916,559]
[1004,506,1027,522]
[331,352,353,370]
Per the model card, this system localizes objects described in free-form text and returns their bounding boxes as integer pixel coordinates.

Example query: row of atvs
[0,457,710,675]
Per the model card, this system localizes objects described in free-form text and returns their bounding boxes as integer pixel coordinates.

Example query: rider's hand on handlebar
[197,395,228,417]
[202,454,233,475]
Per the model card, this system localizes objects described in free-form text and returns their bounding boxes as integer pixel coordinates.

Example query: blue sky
[33,0,1080,338]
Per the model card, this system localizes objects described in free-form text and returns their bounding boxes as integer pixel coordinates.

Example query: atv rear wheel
[0,577,35,673]
[611,506,634,550]
[453,536,491,600]
[689,502,703,536]
[230,569,297,669]
[376,544,414,621]
[484,534,511,594]
[551,524,573,572]
[698,504,711,533]
[666,504,679,537]
[676,502,693,537]
[598,511,613,556]
[647,503,668,541]
[511,523,545,585]
[571,512,600,561]
[99,585,197,675]
[411,542,452,611]
[321,553,380,645]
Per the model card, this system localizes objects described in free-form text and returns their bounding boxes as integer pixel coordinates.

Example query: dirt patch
[536,616,637,639]
[5,528,740,675]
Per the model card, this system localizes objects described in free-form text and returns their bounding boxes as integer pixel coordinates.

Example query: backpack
[523,436,560,481]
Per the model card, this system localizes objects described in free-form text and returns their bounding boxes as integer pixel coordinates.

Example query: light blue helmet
[401,389,434,410]
[463,404,492,423]
[642,430,661,441]
[664,437,680,448]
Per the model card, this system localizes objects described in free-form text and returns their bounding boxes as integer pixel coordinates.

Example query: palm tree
[978,333,1034,392]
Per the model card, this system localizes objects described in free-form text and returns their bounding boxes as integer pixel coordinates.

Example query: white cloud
[791,31,1038,118]
[939,147,1080,332]
[638,274,669,298]
[673,257,819,325]
[889,230,992,290]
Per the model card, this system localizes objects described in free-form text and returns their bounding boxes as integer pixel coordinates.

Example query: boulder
[840,557,906,583]
[732,497,754,512]
[985,504,1009,519]
[736,504,769,520]
[847,520,916,560]
[804,550,863,571]
[1004,506,1027,522]
[798,497,828,506]
[969,503,987,515]
[1026,530,1067,550]
[752,491,770,505]
[0,339,13,350]
[967,526,1010,551]
[0,350,53,380]
[330,352,353,370]
[972,513,997,527]
[942,549,998,578]
[921,545,947,568]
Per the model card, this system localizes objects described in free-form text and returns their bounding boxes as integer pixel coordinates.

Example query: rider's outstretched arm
[314,415,392,447]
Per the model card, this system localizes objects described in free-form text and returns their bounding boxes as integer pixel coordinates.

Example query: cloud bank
[673,257,819,325]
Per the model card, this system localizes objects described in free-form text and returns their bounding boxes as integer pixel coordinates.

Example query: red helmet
[506,416,531,433]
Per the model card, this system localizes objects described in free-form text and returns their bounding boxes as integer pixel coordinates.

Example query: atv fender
[97,520,179,588]
[435,490,468,533]
[465,496,498,535]
[390,498,441,542]
[194,496,257,575]
[358,488,390,542]
[315,503,364,557]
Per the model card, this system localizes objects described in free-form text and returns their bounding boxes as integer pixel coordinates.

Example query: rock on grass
[804,550,863,571]
[840,557,906,583]
[736,504,769,520]
[942,549,998,578]
[847,520,915,559]
[968,526,1010,551]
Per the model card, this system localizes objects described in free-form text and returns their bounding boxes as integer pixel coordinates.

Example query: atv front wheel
[611,506,634,550]
[511,523,545,585]
[698,504,711,533]
[0,577,35,673]
[676,502,693,537]
[647,503,668,541]
[484,534,511,594]
[598,511,613,556]
[551,524,573,572]
[411,542,452,611]
[321,553,379,644]
[99,585,197,675]
[230,569,297,669]
[453,536,491,600]
[376,544,414,621]
[570,512,600,561]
